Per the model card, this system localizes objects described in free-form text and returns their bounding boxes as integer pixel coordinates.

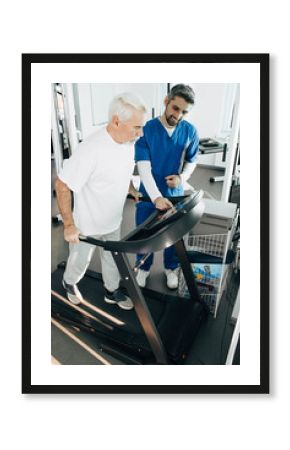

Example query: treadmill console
[127,195,196,242]
[144,199,189,231]
[101,191,204,253]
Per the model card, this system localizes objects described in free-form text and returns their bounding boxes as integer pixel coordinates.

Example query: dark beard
[165,112,181,127]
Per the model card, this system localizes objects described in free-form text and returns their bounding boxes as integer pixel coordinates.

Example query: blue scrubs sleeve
[135,133,150,162]
[185,128,199,162]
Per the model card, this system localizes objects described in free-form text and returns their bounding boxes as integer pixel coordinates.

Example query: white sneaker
[136,269,150,288]
[165,269,179,290]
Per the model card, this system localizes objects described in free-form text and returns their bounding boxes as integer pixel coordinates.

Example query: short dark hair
[168,84,195,105]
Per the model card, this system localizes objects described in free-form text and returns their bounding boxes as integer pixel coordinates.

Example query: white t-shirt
[59,126,134,235]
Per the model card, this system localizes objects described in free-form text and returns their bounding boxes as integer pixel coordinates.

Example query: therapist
[135,84,199,289]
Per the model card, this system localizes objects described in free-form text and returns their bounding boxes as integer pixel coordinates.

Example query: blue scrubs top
[135,118,199,197]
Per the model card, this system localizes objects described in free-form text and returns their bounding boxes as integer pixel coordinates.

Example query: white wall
[187,83,226,137]
[78,83,235,168]
[77,83,167,140]
[187,83,228,166]
[77,83,97,139]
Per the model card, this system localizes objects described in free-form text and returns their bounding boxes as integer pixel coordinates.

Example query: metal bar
[112,251,169,365]
[226,314,240,365]
[133,253,152,272]
[222,143,227,162]
[127,194,190,204]
[79,234,105,247]
[174,239,202,303]
[221,86,240,202]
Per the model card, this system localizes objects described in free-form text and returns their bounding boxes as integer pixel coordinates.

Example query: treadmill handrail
[79,191,205,254]
[79,235,105,247]
[127,193,191,205]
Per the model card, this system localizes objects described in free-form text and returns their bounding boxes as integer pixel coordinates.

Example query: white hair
[108,92,147,122]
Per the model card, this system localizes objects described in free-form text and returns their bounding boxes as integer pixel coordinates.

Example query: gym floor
[51,162,240,365]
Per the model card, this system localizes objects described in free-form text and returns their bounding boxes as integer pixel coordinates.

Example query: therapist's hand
[165,174,181,188]
[154,197,173,210]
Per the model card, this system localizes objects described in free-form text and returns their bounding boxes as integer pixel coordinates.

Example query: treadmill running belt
[52,266,207,363]
[51,267,166,334]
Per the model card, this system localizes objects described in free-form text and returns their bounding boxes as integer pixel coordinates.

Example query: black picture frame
[22,53,269,394]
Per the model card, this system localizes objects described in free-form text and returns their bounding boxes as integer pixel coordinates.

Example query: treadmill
[51,190,209,365]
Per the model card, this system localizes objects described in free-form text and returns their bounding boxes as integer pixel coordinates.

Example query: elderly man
[135,84,199,289]
[55,92,146,310]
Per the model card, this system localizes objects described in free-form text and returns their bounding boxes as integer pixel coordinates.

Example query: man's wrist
[153,196,163,204]
[64,222,75,229]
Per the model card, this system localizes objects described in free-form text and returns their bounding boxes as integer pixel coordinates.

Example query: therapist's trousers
[135,202,178,272]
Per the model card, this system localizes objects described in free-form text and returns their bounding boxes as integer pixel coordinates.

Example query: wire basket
[178,233,230,316]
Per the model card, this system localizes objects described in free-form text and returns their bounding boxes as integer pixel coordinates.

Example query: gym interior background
[51,83,240,365]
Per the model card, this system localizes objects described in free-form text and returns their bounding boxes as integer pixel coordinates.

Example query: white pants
[63,227,121,292]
